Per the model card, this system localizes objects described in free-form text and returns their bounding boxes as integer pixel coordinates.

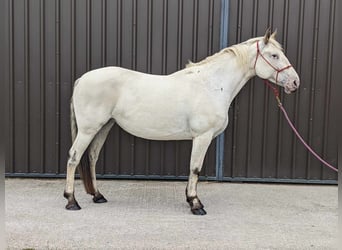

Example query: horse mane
[186,36,283,68]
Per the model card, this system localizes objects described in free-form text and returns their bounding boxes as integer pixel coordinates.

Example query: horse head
[254,29,300,94]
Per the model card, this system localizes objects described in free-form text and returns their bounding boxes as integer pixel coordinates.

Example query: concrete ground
[5,178,337,250]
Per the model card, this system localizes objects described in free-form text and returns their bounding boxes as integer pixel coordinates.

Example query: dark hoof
[64,191,81,210]
[93,193,107,203]
[191,208,207,215]
[65,201,81,210]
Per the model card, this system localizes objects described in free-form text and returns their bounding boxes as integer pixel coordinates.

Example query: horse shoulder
[186,87,228,137]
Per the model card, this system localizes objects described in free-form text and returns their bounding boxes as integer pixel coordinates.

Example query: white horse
[64,29,300,215]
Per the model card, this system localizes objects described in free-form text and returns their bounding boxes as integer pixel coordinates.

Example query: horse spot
[193,169,200,175]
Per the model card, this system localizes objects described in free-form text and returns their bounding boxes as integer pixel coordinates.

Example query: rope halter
[253,41,292,84]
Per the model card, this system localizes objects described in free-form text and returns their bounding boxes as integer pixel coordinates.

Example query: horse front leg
[186,131,213,215]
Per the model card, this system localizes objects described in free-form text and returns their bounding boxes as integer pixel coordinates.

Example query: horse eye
[272,54,279,59]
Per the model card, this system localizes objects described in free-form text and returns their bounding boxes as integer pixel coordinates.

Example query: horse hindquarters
[64,88,112,210]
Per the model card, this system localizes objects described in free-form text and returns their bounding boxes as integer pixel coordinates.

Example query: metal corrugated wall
[4,0,339,183]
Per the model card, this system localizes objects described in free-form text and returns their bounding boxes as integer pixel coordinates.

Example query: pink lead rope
[263,79,338,173]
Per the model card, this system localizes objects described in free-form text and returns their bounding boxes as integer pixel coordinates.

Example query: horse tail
[70,79,96,195]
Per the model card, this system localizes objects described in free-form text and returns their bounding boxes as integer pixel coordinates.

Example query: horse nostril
[293,80,297,87]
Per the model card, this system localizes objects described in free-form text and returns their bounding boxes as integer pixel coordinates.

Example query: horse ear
[271,28,277,40]
[264,27,272,44]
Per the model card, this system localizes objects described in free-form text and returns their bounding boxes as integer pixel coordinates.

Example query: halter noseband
[253,41,292,84]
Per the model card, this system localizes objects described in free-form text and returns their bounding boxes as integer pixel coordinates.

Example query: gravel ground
[5,178,338,250]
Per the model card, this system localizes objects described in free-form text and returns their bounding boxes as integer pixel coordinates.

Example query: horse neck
[202,43,257,104]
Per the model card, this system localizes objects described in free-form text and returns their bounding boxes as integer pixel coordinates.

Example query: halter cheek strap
[254,41,292,84]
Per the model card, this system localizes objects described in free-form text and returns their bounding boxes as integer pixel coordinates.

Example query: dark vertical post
[216,0,229,181]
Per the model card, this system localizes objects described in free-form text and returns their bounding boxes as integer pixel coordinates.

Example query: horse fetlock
[186,195,204,209]
[64,191,82,210]
[63,191,73,200]
[187,196,207,215]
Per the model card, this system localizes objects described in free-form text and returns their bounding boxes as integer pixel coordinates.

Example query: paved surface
[5,178,337,250]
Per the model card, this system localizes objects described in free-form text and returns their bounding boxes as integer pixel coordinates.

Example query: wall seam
[216,0,229,181]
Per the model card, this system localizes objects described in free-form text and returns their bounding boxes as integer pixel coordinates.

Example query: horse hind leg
[88,119,115,203]
[186,131,213,215]
[64,131,98,210]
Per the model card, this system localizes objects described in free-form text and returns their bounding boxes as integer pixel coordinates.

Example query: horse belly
[113,96,193,140]
[115,115,192,140]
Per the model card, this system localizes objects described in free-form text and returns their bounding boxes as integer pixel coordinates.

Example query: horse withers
[64,29,300,215]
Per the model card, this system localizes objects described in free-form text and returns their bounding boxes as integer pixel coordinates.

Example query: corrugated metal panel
[4,0,338,183]
[223,0,338,181]
[5,0,220,178]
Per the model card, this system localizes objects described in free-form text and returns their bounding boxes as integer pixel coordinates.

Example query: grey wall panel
[329,0,341,180]
[59,0,73,176]
[3,0,12,174]
[13,0,28,173]
[223,0,338,181]
[28,0,43,173]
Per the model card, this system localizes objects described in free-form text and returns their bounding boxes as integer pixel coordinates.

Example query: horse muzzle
[284,79,300,94]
